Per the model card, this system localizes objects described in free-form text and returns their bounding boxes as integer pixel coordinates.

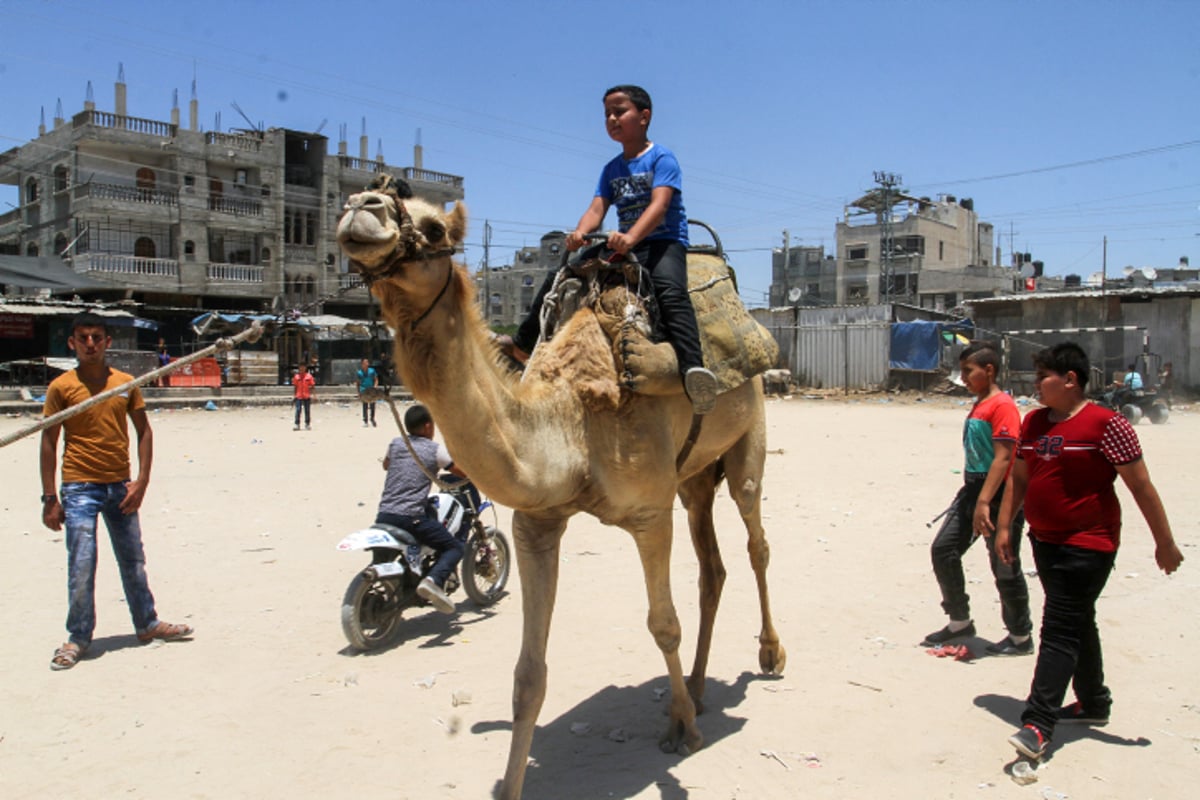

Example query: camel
[336,177,786,799]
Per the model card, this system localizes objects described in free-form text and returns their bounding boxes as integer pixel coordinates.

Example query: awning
[0,254,104,289]
[0,301,156,329]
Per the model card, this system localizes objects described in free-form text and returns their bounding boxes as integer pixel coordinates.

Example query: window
[305,212,316,245]
[184,240,195,255]
[210,177,223,196]
[847,245,867,261]
[938,240,944,260]
[262,247,272,263]
[54,233,68,255]
[25,177,38,203]
[184,174,195,187]
[54,166,69,192]
[522,275,535,287]
[26,242,39,256]
[136,167,156,190]
[235,168,248,185]
[134,237,156,258]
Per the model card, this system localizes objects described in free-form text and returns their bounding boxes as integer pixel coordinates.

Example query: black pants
[514,240,704,373]
[930,478,1032,636]
[361,401,375,424]
[1021,539,1115,740]
[375,512,464,588]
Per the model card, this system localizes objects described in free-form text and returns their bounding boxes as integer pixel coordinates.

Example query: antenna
[314,118,327,135]
[230,101,260,132]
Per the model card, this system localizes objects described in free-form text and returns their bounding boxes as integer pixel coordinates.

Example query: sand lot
[1,395,1196,799]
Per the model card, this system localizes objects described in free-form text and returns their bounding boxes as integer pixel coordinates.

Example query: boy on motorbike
[374,404,468,614]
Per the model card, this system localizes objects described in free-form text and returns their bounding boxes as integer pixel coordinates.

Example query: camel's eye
[420,220,446,244]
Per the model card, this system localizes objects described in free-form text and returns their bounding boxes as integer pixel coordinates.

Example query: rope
[0,322,265,450]
[359,386,456,492]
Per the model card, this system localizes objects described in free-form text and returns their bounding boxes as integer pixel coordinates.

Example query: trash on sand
[1011,760,1037,785]
[569,722,591,735]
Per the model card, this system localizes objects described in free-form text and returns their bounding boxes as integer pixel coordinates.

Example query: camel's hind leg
[678,463,726,712]
[723,412,787,675]
[498,511,567,800]
[629,510,704,756]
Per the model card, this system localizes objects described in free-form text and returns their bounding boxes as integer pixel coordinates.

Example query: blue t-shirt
[596,143,688,245]
[1123,371,1143,390]
[356,367,377,394]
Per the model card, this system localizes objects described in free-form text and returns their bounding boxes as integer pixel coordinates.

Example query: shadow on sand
[974,692,1152,764]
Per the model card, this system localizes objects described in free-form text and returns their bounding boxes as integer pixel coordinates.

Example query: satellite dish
[787,287,802,302]
[1122,266,1135,277]
[1142,268,1158,280]
[1019,263,1035,279]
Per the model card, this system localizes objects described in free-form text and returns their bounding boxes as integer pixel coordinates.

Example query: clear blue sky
[2,0,1197,307]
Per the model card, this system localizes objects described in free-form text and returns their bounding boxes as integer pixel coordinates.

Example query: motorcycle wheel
[462,526,511,606]
[341,572,404,651]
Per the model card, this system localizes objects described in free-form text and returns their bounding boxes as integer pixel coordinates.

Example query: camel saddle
[537,248,779,395]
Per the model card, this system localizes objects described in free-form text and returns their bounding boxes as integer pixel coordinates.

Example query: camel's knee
[746,536,771,572]
[511,657,548,717]
[646,610,682,653]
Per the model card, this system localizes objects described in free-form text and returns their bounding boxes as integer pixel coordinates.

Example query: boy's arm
[40,426,64,531]
[1115,458,1184,574]
[566,197,609,250]
[608,186,673,255]
[973,439,1014,537]
[119,407,153,514]
[995,456,1028,565]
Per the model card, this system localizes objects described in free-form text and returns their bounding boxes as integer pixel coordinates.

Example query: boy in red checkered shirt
[996,342,1183,761]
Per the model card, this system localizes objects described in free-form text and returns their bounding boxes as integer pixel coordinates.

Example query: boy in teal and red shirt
[923,341,1033,656]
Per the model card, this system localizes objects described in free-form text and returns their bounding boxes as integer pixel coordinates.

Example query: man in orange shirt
[40,312,193,671]
[292,361,315,431]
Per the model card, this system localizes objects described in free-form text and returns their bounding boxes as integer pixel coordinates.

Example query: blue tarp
[889,319,973,370]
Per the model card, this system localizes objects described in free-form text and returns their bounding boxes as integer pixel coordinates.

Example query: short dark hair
[960,340,1000,373]
[1032,341,1090,390]
[604,84,652,112]
[70,311,109,335]
[404,403,433,434]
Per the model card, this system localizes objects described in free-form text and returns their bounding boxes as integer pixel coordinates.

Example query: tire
[462,527,511,606]
[341,572,405,650]
[1120,404,1143,425]
[1148,402,1170,425]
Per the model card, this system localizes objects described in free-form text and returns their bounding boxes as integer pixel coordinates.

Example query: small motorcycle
[337,479,511,650]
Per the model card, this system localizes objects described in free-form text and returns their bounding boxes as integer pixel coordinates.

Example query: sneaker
[684,367,719,415]
[1056,701,1109,726]
[137,620,194,643]
[305,424,311,431]
[371,420,377,427]
[1008,724,1047,760]
[417,577,455,615]
[921,621,976,647]
[985,635,1034,657]
[293,424,300,431]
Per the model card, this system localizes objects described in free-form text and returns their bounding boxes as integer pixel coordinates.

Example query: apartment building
[0,70,464,328]
[475,231,566,329]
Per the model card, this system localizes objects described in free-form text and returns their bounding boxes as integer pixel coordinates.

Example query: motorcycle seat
[372,522,420,547]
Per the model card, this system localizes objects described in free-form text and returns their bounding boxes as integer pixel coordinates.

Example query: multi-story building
[475,231,565,329]
[0,70,464,330]
[769,242,836,307]
[833,191,1018,311]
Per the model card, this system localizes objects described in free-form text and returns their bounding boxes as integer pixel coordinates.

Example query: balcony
[72,109,177,138]
[338,273,365,290]
[73,253,179,277]
[75,181,178,207]
[337,156,463,189]
[285,244,317,263]
[206,263,264,283]
[208,194,262,217]
[205,131,263,153]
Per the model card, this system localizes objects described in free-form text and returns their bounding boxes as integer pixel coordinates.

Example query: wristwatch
[41,493,57,503]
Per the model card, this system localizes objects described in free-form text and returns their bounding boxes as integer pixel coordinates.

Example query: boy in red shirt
[923,341,1032,655]
[292,362,315,431]
[997,342,1183,761]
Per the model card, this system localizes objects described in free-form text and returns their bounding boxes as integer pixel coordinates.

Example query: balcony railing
[401,167,463,189]
[285,244,317,262]
[337,156,463,189]
[72,109,177,138]
[73,254,179,277]
[206,263,264,283]
[338,273,366,290]
[208,194,262,217]
[75,182,178,207]
[205,131,263,152]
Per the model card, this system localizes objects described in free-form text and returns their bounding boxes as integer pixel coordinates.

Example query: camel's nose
[343,191,389,221]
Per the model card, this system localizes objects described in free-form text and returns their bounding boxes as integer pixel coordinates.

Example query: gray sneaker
[417,577,455,614]
[684,367,719,415]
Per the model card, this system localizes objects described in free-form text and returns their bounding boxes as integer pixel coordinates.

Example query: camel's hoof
[759,642,787,675]
[659,721,704,755]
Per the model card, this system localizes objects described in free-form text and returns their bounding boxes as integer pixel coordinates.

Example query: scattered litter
[1124,572,1139,579]
[926,644,974,662]
[343,674,358,687]
[762,684,795,693]
[569,722,591,735]
[1039,788,1067,799]
[653,687,667,701]
[204,400,218,411]
[1011,761,1037,785]
[760,750,790,770]
[847,680,883,692]
[451,690,472,707]
[606,728,628,742]
[414,673,437,689]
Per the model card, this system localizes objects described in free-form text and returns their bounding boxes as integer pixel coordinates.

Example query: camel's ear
[445,201,467,246]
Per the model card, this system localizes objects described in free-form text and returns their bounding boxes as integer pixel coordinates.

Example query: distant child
[996,342,1183,761]
[356,358,378,427]
[292,362,315,431]
[511,84,718,414]
[923,341,1033,656]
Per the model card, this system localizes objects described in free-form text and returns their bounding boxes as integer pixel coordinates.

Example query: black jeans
[361,401,375,424]
[1021,539,1116,739]
[375,512,464,588]
[930,478,1032,635]
[514,240,704,373]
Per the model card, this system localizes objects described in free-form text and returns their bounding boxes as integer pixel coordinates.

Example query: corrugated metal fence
[753,305,892,392]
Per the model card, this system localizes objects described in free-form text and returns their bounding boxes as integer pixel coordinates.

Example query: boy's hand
[565,230,585,251]
[1156,542,1184,575]
[607,231,634,254]
[994,527,1014,566]
[42,499,64,532]
[973,500,995,538]
[119,480,147,514]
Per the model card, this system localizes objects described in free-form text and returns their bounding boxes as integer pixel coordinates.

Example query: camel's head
[336,174,467,280]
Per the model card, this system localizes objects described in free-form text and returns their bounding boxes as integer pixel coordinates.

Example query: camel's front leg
[677,464,726,712]
[498,511,567,800]
[631,511,704,755]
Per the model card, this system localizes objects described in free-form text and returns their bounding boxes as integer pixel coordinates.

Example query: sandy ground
[1,394,1196,799]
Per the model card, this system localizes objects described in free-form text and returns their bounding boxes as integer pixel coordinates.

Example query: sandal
[137,620,194,643]
[50,642,84,671]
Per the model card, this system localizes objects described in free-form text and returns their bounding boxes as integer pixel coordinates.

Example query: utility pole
[873,171,902,304]
[781,229,790,306]
[482,220,492,323]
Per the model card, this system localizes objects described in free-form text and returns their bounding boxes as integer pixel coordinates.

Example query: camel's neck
[387,273,585,511]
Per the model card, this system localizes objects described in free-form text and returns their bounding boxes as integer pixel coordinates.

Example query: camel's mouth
[336,191,405,274]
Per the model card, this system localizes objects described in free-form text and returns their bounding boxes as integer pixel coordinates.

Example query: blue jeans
[294,398,311,426]
[61,481,158,647]
[375,512,464,588]
[1021,539,1116,740]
